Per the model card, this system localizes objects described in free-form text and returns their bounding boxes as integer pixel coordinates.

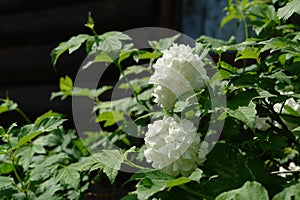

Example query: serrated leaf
[13,117,66,150]
[99,31,131,53]
[260,37,300,54]
[235,47,260,62]
[35,111,63,124]
[228,101,257,131]
[94,150,123,183]
[36,178,63,200]
[51,34,90,66]
[30,153,67,181]
[278,0,300,20]
[56,166,80,189]
[216,181,269,200]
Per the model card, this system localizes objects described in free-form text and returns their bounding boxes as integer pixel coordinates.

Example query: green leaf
[228,101,257,131]
[35,110,63,124]
[16,145,45,171]
[94,150,124,183]
[278,0,300,20]
[273,182,300,200]
[0,162,14,174]
[30,153,67,181]
[97,111,124,127]
[0,176,16,194]
[56,166,80,189]
[51,34,90,66]
[98,31,132,53]
[13,116,66,150]
[216,181,269,200]
[36,178,63,200]
[136,179,167,200]
[85,12,95,30]
[260,37,300,54]
[0,99,18,115]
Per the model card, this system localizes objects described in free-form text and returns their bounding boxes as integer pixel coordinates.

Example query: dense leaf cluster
[1,0,300,199]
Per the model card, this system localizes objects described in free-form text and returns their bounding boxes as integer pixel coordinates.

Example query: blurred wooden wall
[0,0,181,126]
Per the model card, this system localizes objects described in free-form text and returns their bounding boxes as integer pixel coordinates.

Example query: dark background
[0,0,182,126]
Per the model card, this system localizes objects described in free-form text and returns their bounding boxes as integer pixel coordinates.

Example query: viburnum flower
[144,116,207,176]
[149,44,208,111]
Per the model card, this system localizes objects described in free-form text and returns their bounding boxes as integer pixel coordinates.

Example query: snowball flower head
[149,44,208,111]
[144,116,207,176]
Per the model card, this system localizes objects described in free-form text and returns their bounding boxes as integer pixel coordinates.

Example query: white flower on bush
[144,116,207,176]
[273,98,300,131]
[149,44,208,110]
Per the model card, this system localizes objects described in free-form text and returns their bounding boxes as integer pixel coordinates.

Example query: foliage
[1,0,300,199]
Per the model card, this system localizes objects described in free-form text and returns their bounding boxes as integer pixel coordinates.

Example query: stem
[115,61,150,110]
[242,14,249,40]
[15,108,31,124]
[123,159,146,170]
[11,152,27,196]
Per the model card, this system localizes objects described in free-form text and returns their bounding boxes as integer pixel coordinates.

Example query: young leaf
[51,34,90,66]
[59,76,73,92]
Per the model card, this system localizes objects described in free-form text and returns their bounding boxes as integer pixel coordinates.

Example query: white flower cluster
[144,116,207,176]
[149,44,208,111]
